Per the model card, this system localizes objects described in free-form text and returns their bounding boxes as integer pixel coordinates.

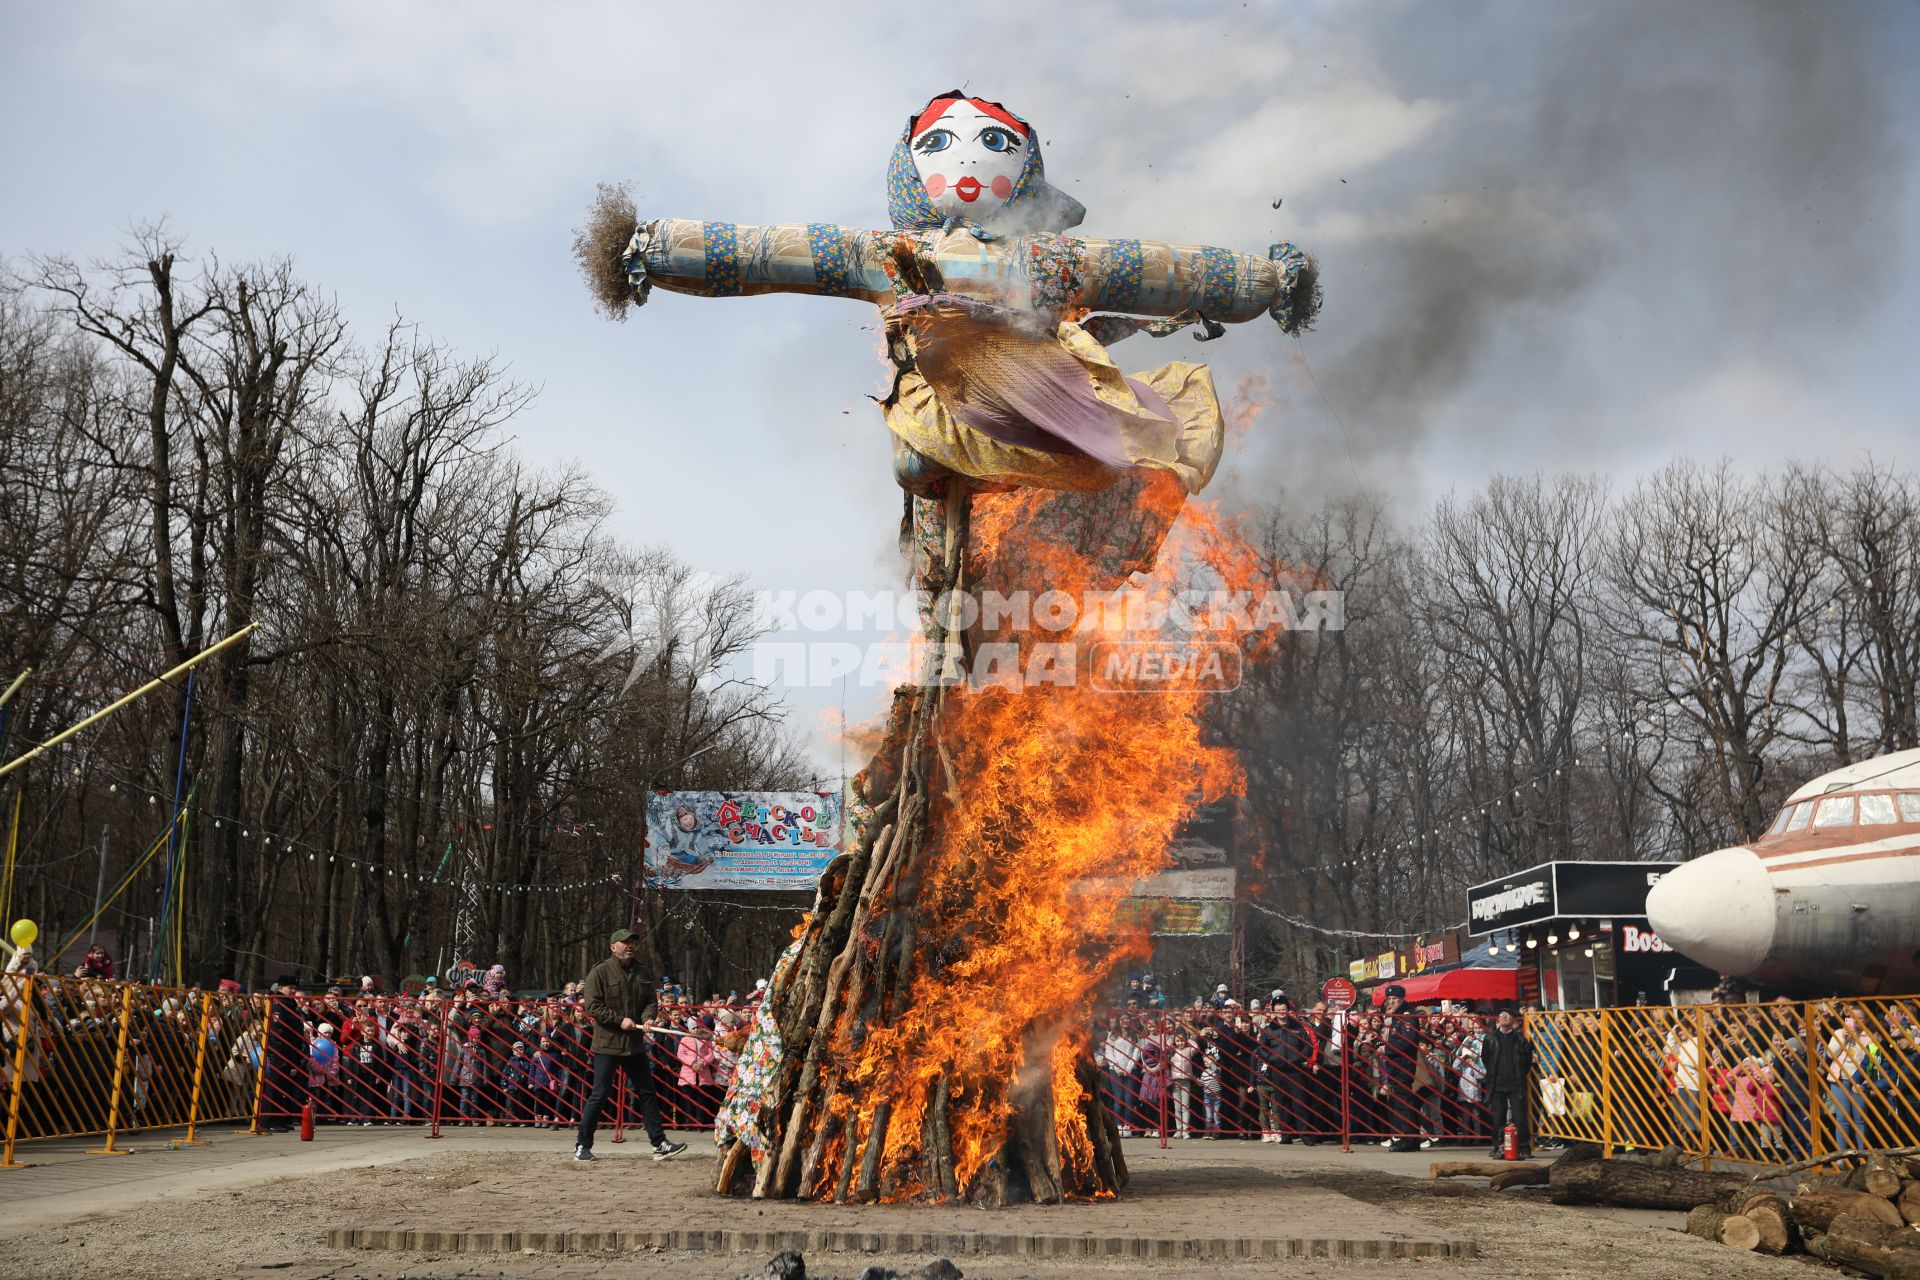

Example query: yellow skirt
[882,316,1225,495]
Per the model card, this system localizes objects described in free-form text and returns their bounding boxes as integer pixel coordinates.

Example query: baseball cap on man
[609,928,636,945]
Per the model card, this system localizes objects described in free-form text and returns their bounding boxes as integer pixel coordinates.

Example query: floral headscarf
[885,91,1085,235]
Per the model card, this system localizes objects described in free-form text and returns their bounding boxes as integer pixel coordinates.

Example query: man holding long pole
[573,928,685,1163]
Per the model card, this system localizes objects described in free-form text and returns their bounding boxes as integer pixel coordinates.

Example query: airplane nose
[1645,847,1776,978]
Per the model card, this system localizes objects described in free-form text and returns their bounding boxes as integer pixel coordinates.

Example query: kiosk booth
[1465,860,1716,1007]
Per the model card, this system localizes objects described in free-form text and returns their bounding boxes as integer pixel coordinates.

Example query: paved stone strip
[328,1226,1476,1260]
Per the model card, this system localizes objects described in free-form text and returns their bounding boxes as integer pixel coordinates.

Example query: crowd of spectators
[11,942,1920,1159]
[0,939,776,1138]
[1096,974,1550,1156]
[256,967,772,1132]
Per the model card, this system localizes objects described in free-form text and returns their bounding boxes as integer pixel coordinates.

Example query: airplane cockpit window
[1899,793,1920,823]
[1785,801,1814,831]
[1859,793,1898,825]
[1767,807,1792,835]
[1813,796,1856,829]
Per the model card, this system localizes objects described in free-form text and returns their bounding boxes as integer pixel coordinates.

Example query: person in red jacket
[77,944,114,980]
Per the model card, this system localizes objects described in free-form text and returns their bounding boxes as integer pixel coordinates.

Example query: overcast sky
[4,1,1916,772]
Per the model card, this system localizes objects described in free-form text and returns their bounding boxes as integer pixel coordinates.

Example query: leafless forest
[4,234,1918,994]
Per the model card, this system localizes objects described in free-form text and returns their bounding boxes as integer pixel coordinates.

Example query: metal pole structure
[243,996,270,1135]
[87,827,109,950]
[1694,1003,1711,1169]
[152,672,196,983]
[181,991,215,1145]
[0,670,30,716]
[425,1000,449,1140]
[1806,1002,1823,1165]
[1158,1011,1170,1148]
[87,985,137,1155]
[1340,1016,1351,1153]
[1,975,36,1169]
[0,626,253,782]
[1601,1012,1615,1158]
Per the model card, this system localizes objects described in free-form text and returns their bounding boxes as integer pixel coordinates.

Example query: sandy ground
[0,1132,1826,1280]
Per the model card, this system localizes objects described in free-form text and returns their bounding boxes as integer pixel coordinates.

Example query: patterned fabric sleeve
[1073,236,1310,326]
[625,219,894,304]
[624,219,1315,332]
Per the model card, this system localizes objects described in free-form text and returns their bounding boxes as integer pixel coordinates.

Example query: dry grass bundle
[572,181,639,322]
[1280,251,1322,336]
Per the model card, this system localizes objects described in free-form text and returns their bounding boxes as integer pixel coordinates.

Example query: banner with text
[643,790,842,890]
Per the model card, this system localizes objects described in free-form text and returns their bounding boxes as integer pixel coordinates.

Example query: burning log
[715,478,1228,1204]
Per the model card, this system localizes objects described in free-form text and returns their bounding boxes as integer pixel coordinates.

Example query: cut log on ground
[1715,1190,1791,1255]
[1549,1157,1747,1210]
[1822,1214,1920,1280]
[1850,1154,1907,1198]
[1799,1172,1856,1194]
[1790,1188,1907,1232]
[1431,1161,1545,1180]
[1489,1166,1551,1192]
[1899,1181,1920,1226]
[1685,1206,1761,1251]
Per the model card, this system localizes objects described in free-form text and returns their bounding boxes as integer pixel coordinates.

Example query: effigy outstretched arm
[622,218,1318,334]
[623,220,895,305]
[1067,236,1319,335]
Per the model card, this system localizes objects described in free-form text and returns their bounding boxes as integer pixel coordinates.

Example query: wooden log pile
[1667,1150,1920,1273]
[1532,1144,1920,1271]
[712,482,1140,1205]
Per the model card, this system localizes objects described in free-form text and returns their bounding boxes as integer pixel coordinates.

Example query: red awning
[1370,967,1519,1006]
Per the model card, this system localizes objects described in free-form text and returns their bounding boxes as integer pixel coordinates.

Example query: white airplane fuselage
[1645,748,1920,995]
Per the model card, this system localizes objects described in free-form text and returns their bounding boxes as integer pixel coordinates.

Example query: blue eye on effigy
[978,127,1021,153]
[914,130,954,154]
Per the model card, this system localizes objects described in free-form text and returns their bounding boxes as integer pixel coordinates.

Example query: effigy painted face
[909,97,1031,223]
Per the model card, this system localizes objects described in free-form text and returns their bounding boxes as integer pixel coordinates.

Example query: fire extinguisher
[1502,1124,1518,1160]
[300,1103,315,1142]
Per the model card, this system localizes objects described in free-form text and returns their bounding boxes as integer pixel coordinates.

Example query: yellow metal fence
[1529,997,1920,1165]
[2,973,266,1163]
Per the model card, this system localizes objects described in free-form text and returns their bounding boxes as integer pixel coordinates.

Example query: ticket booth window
[1553,946,1615,1009]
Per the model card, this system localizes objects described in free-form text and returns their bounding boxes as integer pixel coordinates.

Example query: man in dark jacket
[573,929,686,1162]
[1255,998,1321,1144]
[1480,1007,1534,1158]
[261,975,308,1132]
[1380,986,1424,1152]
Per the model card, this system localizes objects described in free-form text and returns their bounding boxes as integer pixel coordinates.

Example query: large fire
[796,478,1281,1203]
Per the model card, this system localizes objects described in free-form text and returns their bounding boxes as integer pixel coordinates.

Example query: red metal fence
[7,980,1521,1156]
[252,992,756,1139]
[1093,1009,1512,1151]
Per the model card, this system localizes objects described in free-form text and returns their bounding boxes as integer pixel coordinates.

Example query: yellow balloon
[9,918,36,948]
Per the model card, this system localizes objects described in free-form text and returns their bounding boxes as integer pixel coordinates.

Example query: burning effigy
[579,91,1318,1203]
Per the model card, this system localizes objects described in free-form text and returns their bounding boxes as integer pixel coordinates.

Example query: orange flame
[823,475,1290,1201]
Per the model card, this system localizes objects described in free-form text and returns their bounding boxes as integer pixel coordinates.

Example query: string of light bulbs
[1240,898,1425,940]
[36,748,626,897]
[1305,756,1588,875]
